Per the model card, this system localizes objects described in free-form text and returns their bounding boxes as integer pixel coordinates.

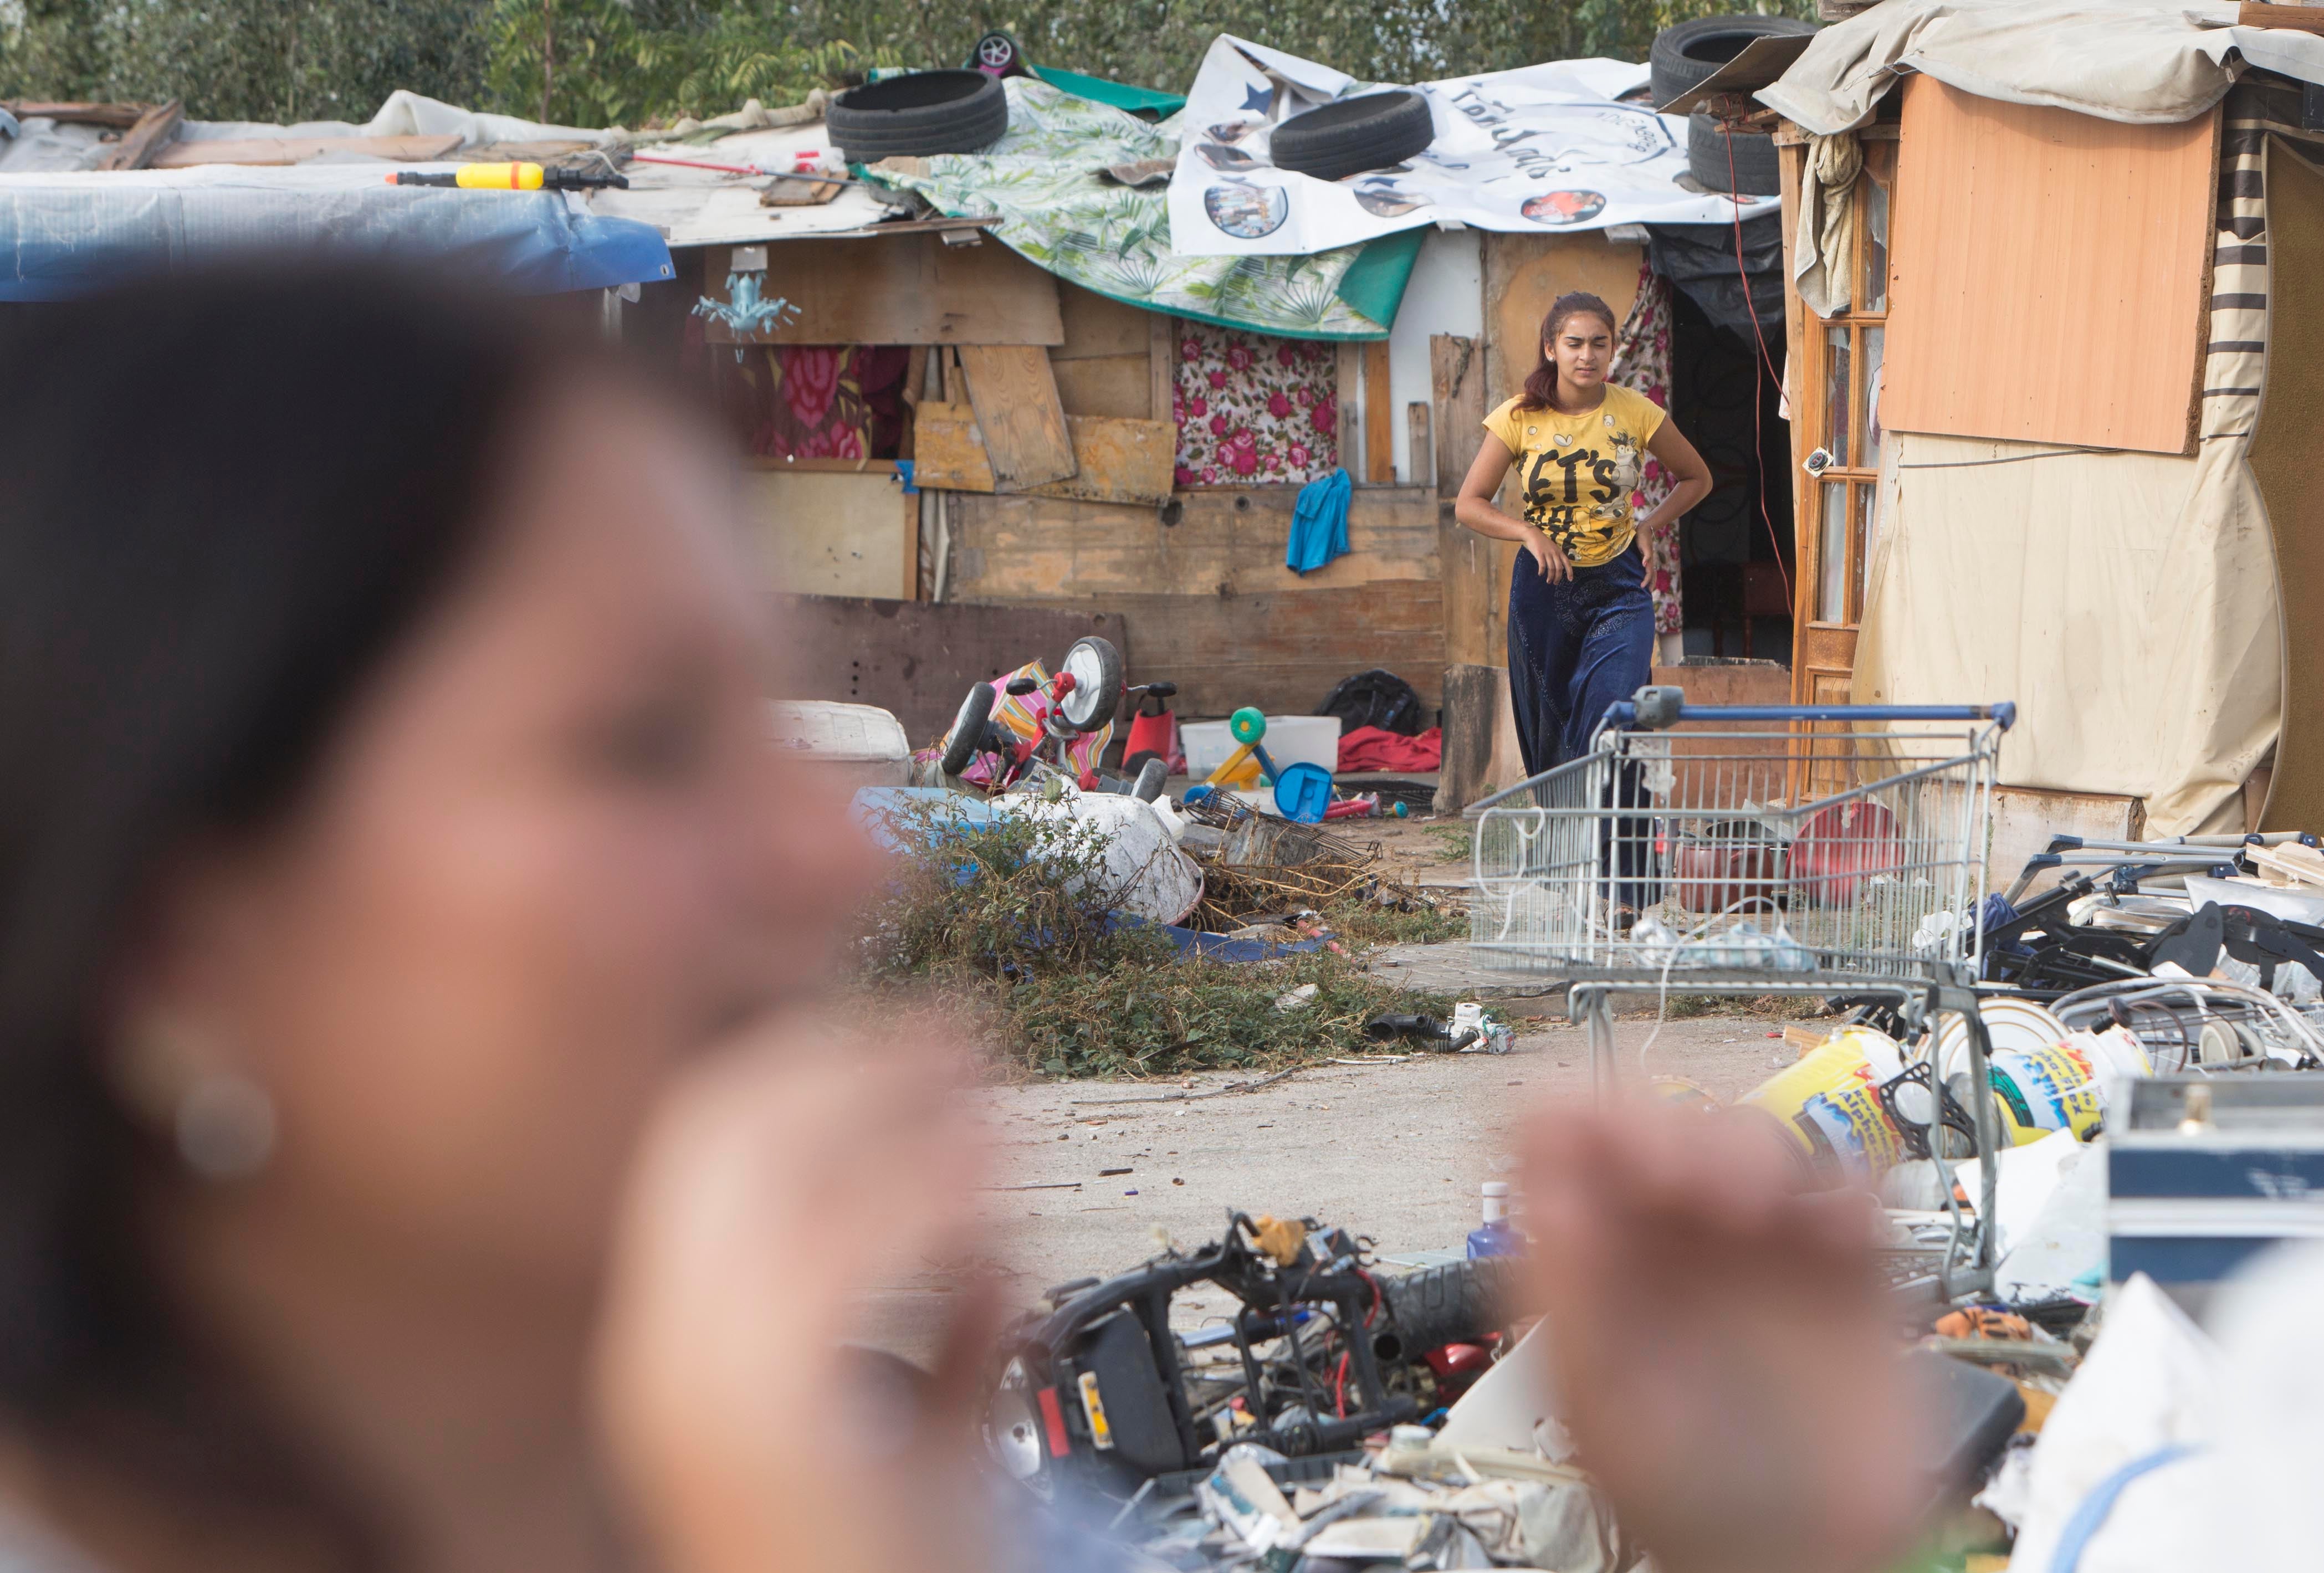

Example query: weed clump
[858,798,1453,1078]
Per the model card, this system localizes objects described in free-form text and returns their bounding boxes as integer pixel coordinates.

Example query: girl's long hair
[1518,290,1620,411]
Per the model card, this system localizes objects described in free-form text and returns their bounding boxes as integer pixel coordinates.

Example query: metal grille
[1471,707,2007,989]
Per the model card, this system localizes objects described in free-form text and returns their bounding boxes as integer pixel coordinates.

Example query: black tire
[1369,1256,1523,1364]
[827,70,1009,163]
[1650,14,1819,107]
[1130,757,1167,802]
[1057,636,1123,733]
[940,683,995,777]
[1270,90,1434,182]
[1688,112,1782,196]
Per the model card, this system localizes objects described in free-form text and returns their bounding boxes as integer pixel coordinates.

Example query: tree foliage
[3,0,1809,127]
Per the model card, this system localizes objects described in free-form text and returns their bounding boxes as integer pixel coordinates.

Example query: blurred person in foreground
[0,268,994,1572]
[0,265,1944,1573]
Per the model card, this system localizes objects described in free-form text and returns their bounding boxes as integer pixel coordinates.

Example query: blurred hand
[596,1014,996,1573]
[1521,1101,1923,1573]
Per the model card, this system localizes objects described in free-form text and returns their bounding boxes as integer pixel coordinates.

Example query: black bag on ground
[1317,669,1424,735]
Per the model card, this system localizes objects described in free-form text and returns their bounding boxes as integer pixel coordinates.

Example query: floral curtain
[1173,321,1341,487]
[1610,263,1682,637]
[720,344,913,462]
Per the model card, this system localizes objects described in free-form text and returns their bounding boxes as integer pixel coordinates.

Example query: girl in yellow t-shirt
[1455,290,1712,776]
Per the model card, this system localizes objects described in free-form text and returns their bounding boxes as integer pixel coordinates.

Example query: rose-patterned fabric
[1609,264,1682,637]
[721,344,913,462]
[1173,322,1340,488]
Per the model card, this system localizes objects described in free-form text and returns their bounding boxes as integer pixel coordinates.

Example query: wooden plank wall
[943,486,1447,718]
[1885,79,2220,454]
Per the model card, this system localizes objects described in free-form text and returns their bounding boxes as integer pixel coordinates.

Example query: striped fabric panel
[2207,99,2274,439]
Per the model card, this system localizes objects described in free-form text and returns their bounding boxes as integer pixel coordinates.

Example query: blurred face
[1548,314,1613,392]
[129,376,879,1296]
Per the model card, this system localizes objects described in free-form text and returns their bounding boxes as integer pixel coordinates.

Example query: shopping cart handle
[1607,690,2016,732]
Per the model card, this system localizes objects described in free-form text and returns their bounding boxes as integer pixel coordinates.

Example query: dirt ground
[854,1008,1794,1355]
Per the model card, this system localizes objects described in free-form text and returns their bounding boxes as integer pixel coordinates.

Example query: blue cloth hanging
[1286,467,1352,573]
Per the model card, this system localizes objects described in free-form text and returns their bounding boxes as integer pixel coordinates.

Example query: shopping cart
[1467,687,2015,1297]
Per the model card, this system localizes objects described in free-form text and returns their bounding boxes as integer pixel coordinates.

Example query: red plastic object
[1790,800,1904,905]
[1423,1342,1493,1397]
[1037,1385,1071,1457]
[1078,768,1102,791]
[1124,709,1179,771]
[1324,794,1379,821]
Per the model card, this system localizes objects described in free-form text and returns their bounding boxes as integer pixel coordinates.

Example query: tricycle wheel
[1058,636,1122,733]
[940,683,995,777]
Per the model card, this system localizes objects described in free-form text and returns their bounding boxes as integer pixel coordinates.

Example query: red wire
[1722,123,1795,614]
[1333,1352,1350,1419]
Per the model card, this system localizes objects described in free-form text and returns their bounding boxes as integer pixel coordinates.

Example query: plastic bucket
[1739,1026,1912,1179]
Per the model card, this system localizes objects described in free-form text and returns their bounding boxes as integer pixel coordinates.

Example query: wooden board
[699,236,1062,346]
[152,133,463,167]
[2239,3,2324,31]
[738,467,915,599]
[95,98,181,172]
[1150,315,1178,425]
[1050,353,1154,420]
[1885,79,2219,454]
[956,344,1076,491]
[943,484,1440,598]
[772,596,1130,747]
[1,100,147,127]
[1055,283,1154,360]
[1431,332,1500,671]
[912,403,1174,506]
[1363,340,1395,483]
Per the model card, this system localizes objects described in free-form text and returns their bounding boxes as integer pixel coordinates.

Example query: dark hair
[0,267,593,1548]
[1518,290,1621,411]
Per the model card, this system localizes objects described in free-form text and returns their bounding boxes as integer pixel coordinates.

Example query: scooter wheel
[940,683,995,777]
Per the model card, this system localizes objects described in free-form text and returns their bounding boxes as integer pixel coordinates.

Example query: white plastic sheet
[1165,35,1775,258]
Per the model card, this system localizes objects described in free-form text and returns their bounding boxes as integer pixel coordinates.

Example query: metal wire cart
[1468,687,2017,1298]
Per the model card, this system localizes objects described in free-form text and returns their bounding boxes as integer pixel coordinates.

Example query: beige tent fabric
[1759,0,2324,137]
[1851,433,2277,834]
[1793,133,1862,319]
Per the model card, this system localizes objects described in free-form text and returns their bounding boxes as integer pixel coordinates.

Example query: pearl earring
[176,1072,276,1180]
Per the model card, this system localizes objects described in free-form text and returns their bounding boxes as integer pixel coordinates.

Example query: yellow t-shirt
[1482,385,1666,568]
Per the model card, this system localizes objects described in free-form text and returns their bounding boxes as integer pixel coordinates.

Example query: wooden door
[1780,135,1895,709]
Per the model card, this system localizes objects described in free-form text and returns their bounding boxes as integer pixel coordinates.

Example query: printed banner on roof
[1166,35,1777,257]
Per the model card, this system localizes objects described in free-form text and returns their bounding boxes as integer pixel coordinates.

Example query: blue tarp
[0,165,674,300]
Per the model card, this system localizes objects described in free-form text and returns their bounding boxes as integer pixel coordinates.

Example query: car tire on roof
[826,69,1009,163]
[1268,89,1435,182]
[1650,14,1819,107]
[1688,111,1782,196]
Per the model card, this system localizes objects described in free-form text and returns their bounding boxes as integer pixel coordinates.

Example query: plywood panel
[912,403,1173,505]
[953,582,1445,720]
[1432,333,1500,670]
[741,469,914,598]
[700,237,1062,345]
[1482,234,1645,406]
[772,596,1129,746]
[1885,79,2218,454]
[957,344,1076,489]
[2247,136,2324,833]
[945,486,1440,597]
[1051,353,1155,419]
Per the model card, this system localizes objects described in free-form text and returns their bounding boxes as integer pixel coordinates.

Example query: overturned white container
[768,700,911,790]
[1023,792,1205,928]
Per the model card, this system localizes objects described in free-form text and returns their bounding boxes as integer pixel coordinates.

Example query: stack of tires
[1650,14,1818,198]
[826,69,1010,163]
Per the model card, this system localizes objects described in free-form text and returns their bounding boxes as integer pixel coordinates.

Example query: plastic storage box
[1180,714,1343,779]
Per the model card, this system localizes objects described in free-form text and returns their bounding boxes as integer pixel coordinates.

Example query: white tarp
[1759,0,2324,136]
[1165,36,1776,257]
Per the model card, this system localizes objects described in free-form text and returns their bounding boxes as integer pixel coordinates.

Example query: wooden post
[1335,342,1364,480]
[1406,402,1433,494]
[1363,340,1394,483]
[95,98,182,171]
[1148,313,1178,424]
[1433,335,1497,671]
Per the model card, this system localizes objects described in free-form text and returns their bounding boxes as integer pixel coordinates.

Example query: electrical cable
[1722,123,1794,614]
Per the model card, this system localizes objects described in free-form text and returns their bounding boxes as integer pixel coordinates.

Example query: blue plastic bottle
[1467,1181,1521,1258]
